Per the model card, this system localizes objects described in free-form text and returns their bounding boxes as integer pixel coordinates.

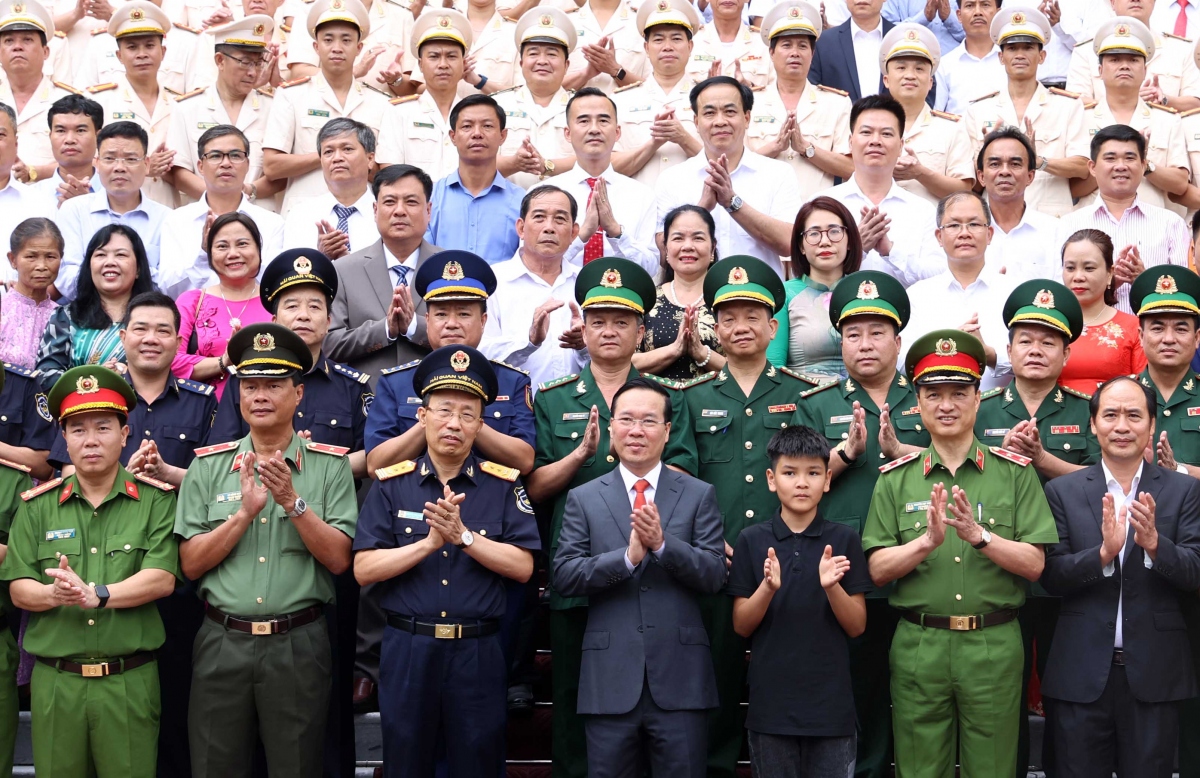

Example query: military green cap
[904,329,986,385]
[49,365,137,422]
[828,270,909,331]
[703,256,785,313]
[228,322,314,378]
[574,257,656,315]
[1003,279,1083,342]
[1130,265,1200,318]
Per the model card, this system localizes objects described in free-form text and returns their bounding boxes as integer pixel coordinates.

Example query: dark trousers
[324,571,359,778]
[379,623,508,778]
[850,600,898,778]
[583,680,708,778]
[551,607,589,778]
[1178,596,1200,777]
[747,730,857,778]
[1017,597,1058,778]
[1051,664,1179,778]
[355,583,385,684]
[700,593,747,778]
[157,584,205,778]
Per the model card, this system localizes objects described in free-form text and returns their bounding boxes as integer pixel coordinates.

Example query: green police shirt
[0,460,33,616]
[682,363,813,545]
[974,384,1099,482]
[861,440,1059,614]
[0,468,179,660]
[1137,368,1200,466]
[534,365,698,610]
[174,434,358,617]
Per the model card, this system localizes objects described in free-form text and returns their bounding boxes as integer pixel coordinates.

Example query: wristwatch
[95,584,110,609]
[287,497,307,518]
[972,528,993,550]
[475,74,488,90]
[835,441,856,464]
[804,143,816,159]
[725,194,744,213]
[460,529,475,547]
[614,67,627,82]
[543,159,556,175]
[1036,156,1049,171]
[1146,160,1158,175]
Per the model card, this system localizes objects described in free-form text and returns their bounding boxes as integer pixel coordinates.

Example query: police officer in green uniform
[791,270,929,778]
[679,255,811,777]
[526,257,697,778]
[175,323,358,778]
[0,365,179,778]
[862,330,1059,778]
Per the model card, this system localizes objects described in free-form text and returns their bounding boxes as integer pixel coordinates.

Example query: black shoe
[507,683,534,713]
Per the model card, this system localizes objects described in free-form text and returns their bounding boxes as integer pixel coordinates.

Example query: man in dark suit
[1041,375,1200,778]
[553,376,726,778]
[326,163,442,390]
[810,0,894,101]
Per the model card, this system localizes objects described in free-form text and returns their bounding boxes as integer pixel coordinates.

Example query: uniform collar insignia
[59,480,73,504]
[231,452,246,473]
[466,464,474,477]
[1142,376,1151,387]
[420,461,430,476]
[124,480,139,500]
[845,378,855,393]
[766,365,776,378]
[974,446,986,472]
[718,370,728,381]
[897,374,908,387]
[1187,378,1196,391]
[1004,387,1013,403]
[1054,389,1063,403]
[922,452,932,476]
[576,379,587,394]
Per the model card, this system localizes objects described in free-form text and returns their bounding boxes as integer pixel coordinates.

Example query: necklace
[220,286,256,330]
[1082,306,1111,333]
[667,280,703,308]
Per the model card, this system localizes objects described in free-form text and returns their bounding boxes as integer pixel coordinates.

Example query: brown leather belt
[36,652,155,678]
[205,604,323,636]
[901,608,1018,631]
[387,614,499,639]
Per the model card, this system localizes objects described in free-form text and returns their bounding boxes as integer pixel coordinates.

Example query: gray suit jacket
[552,467,726,716]
[325,239,441,389]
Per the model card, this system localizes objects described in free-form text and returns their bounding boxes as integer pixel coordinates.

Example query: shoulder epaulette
[279,22,292,33]
[173,21,201,33]
[279,76,311,89]
[680,372,718,389]
[0,456,30,473]
[91,26,108,35]
[390,94,419,105]
[21,477,62,501]
[1074,37,1093,48]
[256,85,275,98]
[990,446,1031,466]
[332,362,369,384]
[879,450,921,473]
[195,440,240,457]
[54,29,64,38]
[175,87,205,102]
[980,387,1004,401]
[307,442,349,457]
[643,373,681,390]
[969,91,999,104]
[489,84,522,97]
[748,24,760,31]
[1060,385,1092,400]
[53,81,81,95]
[614,80,644,93]
[930,109,960,122]
[777,366,813,384]
[86,82,117,94]
[3,362,37,378]
[491,359,528,376]
[1181,107,1200,118]
[1049,87,1081,99]
[381,359,420,376]
[362,81,393,98]
[1151,101,1179,114]
[539,373,579,391]
[177,378,214,396]
[800,379,839,398]
[480,461,519,481]
[1163,31,1192,42]
[376,460,415,480]
[1084,101,1098,110]
[816,84,849,97]
[135,473,174,491]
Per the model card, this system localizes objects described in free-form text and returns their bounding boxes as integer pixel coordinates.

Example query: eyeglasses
[802,226,847,245]
[98,155,144,166]
[429,408,479,425]
[201,149,250,164]
[613,416,665,430]
[939,222,989,234]
[222,53,266,70]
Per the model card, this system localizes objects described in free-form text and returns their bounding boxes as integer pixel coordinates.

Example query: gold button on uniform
[954,556,961,563]
[744,441,752,450]
[479,529,487,536]
[841,433,848,440]
[571,432,578,439]
[745,510,754,518]
[259,557,266,563]
[330,419,337,426]
[607,455,614,462]
[124,544,131,550]
[88,619,95,626]
[1063,443,1071,450]
[404,527,412,534]
[261,517,267,524]
[257,597,263,604]
[442,551,448,557]
[988,518,995,525]
[745,408,753,417]
[91,548,97,554]
[441,611,447,617]
[955,594,962,600]
[745,474,754,483]
[494,411,501,418]
[441,579,448,586]
[710,425,717,432]
[1165,409,1172,416]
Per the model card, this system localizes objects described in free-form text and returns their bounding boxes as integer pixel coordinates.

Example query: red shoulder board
[195,441,240,457]
[307,442,349,457]
[135,473,175,492]
[989,446,1031,467]
[0,456,31,473]
[21,476,62,501]
[879,450,921,474]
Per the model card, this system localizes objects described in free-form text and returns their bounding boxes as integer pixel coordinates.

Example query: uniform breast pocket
[36,536,82,572]
[694,417,734,463]
[394,511,431,545]
[1174,417,1200,462]
[892,412,926,442]
[312,410,354,447]
[763,414,790,435]
[207,504,247,556]
[500,117,532,154]
[918,144,948,174]
[484,402,515,435]
[282,499,324,555]
[404,126,444,164]
[747,116,777,141]
[470,519,503,543]
[300,112,332,132]
[899,516,939,561]
[977,503,1015,543]
[1034,125,1064,156]
[104,532,149,582]
[823,421,850,445]
[1044,434,1087,463]
[1157,72,1182,100]
[554,421,594,467]
[0,407,24,440]
[160,425,204,463]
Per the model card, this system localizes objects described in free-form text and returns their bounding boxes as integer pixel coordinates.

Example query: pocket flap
[313,410,352,430]
[37,536,82,560]
[679,626,710,646]
[581,630,610,650]
[105,534,149,555]
[695,416,733,434]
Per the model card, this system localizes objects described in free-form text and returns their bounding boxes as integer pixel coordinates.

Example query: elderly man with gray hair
[282,118,380,258]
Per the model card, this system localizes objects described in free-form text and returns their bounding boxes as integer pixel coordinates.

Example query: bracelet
[217,355,226,371]
[696,345,712,367]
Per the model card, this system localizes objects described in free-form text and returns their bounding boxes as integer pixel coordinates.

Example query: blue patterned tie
[392,265,411,288]
[333,204,356,251]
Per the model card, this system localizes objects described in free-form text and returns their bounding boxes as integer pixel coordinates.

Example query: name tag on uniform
[753,116,775,123]
[693,54,715,62]
[307,109,330,118]
[197,122,218,129]
[829,414,853,424]
[905,501,932,513]
[406,397,422,404]
[215,491,242,503]
[984,428,1010,437]
[628,104,652,112]
[768,403,796,413]
[495,395,509,402]
[505,109,527,119]
[701,409,728,418]
[1189,407,1200,416]
[562,412,589,421]
[113,112,135,120]
[412,121,435,129]
[45,529,75,540]
[1050,425,1080,434]
[397,510,424,521]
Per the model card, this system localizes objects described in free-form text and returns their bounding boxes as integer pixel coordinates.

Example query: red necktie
[633,479,650,510]
[583,177,606,264]
[1176,0,1190,37]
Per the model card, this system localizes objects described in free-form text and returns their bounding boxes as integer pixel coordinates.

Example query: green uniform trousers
[891,619,1022,778]
[0,627,15,778]
[30,656,160,778]
[551,607,588,778]
[852,601,899,778]
[189,615,331,778]
[700,593,746,778]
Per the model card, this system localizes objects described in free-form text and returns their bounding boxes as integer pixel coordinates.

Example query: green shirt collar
[232,433,306,473]
[59,465,143,505]
[923,438,989,477]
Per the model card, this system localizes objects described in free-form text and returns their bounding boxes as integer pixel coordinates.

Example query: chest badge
[45,529,76,540]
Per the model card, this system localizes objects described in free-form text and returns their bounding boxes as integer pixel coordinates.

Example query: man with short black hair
[29,94,105,212]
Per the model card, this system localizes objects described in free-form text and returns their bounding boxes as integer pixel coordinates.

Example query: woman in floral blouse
[1058,229,1146,394]
[0,218,61,368]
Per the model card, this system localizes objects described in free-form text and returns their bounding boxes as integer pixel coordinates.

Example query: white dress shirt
[818,177,944,287]
[937,43,1005,116]
[1151,0,1199,41]
[654,148,801,278]
[0,177,51,285]
[1057,197,1192,314]
[57,191,171,301]
[157,195,285,299]
[481,253,582,389]
[851,18,885,98]
[282,189,379,254]
[537,165,660,275]
[901,267,1016,391]
[1100,459,1151,649]
[383,243,420,342]
[26,168,104,216]
[986,206,1062,283]
[619,460,665,572]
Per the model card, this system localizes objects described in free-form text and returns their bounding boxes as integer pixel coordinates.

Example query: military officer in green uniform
[680,255,813,777]
[526,257,697,778]
[791,270,929,778]
[175,323,358,778]
[862,330,1059,778]
[0,365,179,778]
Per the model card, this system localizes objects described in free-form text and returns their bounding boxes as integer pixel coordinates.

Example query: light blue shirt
[882,0,965,55]
[56,190,169,301]
[425,170,525,264]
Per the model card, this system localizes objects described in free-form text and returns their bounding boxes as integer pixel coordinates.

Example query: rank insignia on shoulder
[307,442,349,457]
[0,456,30,473]
[86,82,118,94]
[174,87,205,101]
[376,460,416,480]
[980,387,1004,400]
[1048,87,1081,99]
[481,461,519,481]
[135,473,175,491]
[493,359,529,375]
[930,109,960,121]
[4,362,37,377]
[178,378,215,395]
[195,441,240,457]
[816,84,848,96]
[22,478,62,501]
[969,91,999,103]
[778,366,813,382]
[539,373,579,391]
[613,80,644,93]
[53,81,82,95]
[390,94,419,105]
[332,362,369,384]
[279,76,312,88]
[800,380,838,398]
[879,450,921,473]
[680,372,717,389]
[382,360,420,375]
[989,446,1031,466]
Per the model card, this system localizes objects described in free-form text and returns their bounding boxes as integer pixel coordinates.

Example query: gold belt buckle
[949,615,977,631]
[434,623,461,639]
[81,663,108,677]
[251,621,273,636]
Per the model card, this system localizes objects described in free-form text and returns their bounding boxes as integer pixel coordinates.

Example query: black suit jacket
[1041,462,1200,704]
[809,18,895,102]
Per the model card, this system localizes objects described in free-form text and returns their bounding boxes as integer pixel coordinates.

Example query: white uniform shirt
[167,85,274,199]
[936,42,1004,116]
[375,91,458,180]
[686,24,773,91]
[89,75,179,207]
[850,18,883,98]
[611,75,700,188]
[747,82,851,195]
[567,1,648,94]
[1067,32,1200,105]
[157,195,285,298]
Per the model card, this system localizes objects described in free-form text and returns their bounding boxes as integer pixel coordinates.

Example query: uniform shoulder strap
[480,461,519,481]
[376,460,416,480]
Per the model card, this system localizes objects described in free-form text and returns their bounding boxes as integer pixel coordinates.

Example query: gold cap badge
[253,332,275,352]
[293,255,313,275]
[600,268,622,288]
[450,350,470,372]
[442,260,464,281]
[76,375,99,394]
[1011,11,1025,24]
[253,22,265,35]
[1033,289,1054,309]
[728,266,748,285]
[539,13,552,25]
[788,6,799,17]
[935,337,958,357]
[1156,275,1179,295]
[857,280,879,300]
[129,7,144,20]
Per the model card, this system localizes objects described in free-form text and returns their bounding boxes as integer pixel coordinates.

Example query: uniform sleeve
[0,469,32,541]
[861,471,902,553]
[319,453,359,539]
[352,479,397,552]
[353,381,372,453]
[664,387,698,475]
[174,457,213,539]
[945,122,976,181]
[0,499,42,582]
[507,372,537,448]
[197,392,219,448]
[166,105,197,174]
[1062,98,1090,160]
[1081,422,1101,467]
[725,527,760,599]
[365,374,415,453]
[1165,115,1190,171]
[48,432,69,469]
[500,480,541,552]
[141,488,181,580]
[375,109,404,166]
[23,380,57,451]
[1012,463,1060,545]
[1065,46,1096,100]
[208,380,248,445]
[262,86,297,154]
[831,96,852,155]
[1181,51,1200,98]
[838,525,873,596]
[533,387,558,469]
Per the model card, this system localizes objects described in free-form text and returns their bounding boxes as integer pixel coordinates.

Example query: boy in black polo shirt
[729,425,871,777]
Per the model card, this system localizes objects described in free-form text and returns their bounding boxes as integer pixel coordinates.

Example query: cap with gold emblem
[259,248,339,312]
[574,257,656,314]
[411,8,473,52]
[306,0,369,39]
[1003,279,1083,342]
[990,6,1051,47]
[211,14,274,49]
[759,1,821,45]
[905,329,987,385]
[703,256,786,313]
[1093,16,1154,59]
[228,323,314,378]
[1130,265,1200,318]
[413,250,496,303]
[0,0,53,37]
[879,22,941,72]
[637,0,701,39]
[829,270,910,331]
[514,7,577,54]
[48,366,137,422]
[413,345,498,404]
[107,0,169,38]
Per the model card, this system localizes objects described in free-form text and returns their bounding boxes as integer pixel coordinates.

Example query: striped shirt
[1057,197,1191,314]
